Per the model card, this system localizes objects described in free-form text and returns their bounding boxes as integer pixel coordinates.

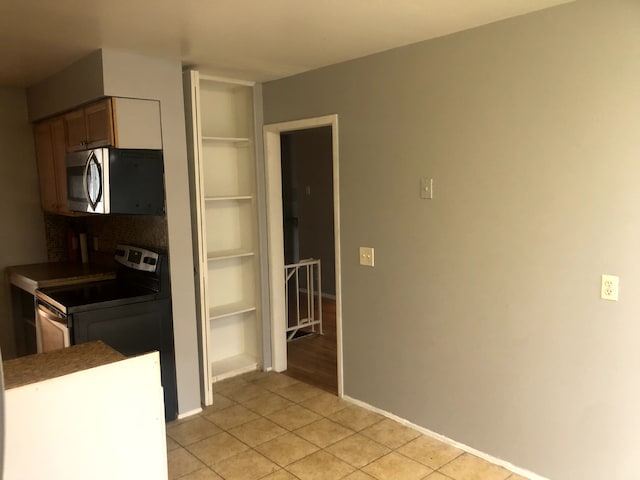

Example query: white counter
[4,351,167,479]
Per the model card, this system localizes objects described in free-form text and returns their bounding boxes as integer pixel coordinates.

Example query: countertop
[3,341,126,389]
[6,261,117,295]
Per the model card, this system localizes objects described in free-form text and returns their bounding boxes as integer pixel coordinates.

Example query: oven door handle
[35,299,66,321]
[35,301,71,353]
[37,302,64,319]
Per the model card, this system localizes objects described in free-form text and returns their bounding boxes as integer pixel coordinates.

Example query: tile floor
[167,371,527,480]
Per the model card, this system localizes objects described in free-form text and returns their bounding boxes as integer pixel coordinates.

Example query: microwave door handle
[83,152,102,211]
[82,154,91,207]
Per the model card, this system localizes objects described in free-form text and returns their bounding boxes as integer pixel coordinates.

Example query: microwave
[66,147,165,215]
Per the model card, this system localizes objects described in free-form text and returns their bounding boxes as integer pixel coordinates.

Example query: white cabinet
[5,352,167,480]
[184,70,263,405]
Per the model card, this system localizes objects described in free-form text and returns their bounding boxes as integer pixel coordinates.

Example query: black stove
[37,281,157,313]
[38,244,169,313]
[34,244,177,421]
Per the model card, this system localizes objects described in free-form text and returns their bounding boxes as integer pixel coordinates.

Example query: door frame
[263,114,343,397]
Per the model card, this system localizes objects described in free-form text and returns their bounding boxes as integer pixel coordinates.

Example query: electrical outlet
[359,247,375,267]
[601,274,619,301]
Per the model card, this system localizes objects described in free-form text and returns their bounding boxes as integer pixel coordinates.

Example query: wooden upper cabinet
[33,121,58,213]
[33,117,74,215]
[85,99,114,147]
[64,98,115,152]
[50,118,71,214]
[63,109,88,152]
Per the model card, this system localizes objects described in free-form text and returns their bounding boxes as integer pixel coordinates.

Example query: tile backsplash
[44,213,169,263]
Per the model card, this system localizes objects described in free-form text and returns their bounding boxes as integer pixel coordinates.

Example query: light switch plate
[601,274,619,301]
[359,247,375,267]
[420,178,433,199]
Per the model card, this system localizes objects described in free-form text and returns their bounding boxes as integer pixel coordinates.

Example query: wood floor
[284,298,338,395]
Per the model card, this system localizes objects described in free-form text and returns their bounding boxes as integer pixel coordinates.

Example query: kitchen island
[3,340,124,388]
[4,342,168,480]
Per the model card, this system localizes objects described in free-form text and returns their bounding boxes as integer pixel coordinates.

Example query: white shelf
[202,136,251,146]
[198,80,253,138]
[211,354,258,383]
[205,195,253,202]
[207,249,255,261]
[210,301,256,320]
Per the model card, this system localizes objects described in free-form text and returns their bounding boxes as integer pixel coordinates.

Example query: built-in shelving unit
[184,70,263,404]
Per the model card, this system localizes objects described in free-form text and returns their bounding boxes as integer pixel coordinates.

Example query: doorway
[263,115,343,397]
[281,127,336,393]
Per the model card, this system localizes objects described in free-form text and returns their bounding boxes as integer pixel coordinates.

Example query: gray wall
[0,88,48,358]
[26,51,104,121]
[263,1,640,478]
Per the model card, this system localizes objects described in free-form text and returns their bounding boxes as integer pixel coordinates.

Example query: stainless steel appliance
[66,147,165,215]
[35,245,177,420]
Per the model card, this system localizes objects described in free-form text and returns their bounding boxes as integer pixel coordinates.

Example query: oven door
[35,301,71,353]
[66,148,110,213]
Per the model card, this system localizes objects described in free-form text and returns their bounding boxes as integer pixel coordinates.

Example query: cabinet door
[50,118,71,214]
[112,98,162,149]
[85,99,114,148]
[33,122,58,213]
[64,109,87,152]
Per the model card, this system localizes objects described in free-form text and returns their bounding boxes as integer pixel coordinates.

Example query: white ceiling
[0,0,572,87]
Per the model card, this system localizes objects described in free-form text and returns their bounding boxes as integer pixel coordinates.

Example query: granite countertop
[6,262,117,295]
[3,341,126,389]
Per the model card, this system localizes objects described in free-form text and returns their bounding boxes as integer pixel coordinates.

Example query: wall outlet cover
[601,274,619,301]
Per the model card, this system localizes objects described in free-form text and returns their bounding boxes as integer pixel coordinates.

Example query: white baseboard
[342,395,549,480]
[176,407,202,420]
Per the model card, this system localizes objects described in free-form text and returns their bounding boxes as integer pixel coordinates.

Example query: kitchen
[0,49,204,409]
[0,49,204,477]
[6,2,640,479]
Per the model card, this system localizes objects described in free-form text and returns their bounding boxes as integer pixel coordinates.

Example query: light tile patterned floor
[167,371,527,480]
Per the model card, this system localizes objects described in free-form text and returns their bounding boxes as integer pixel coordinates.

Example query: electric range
[35,244,177,421]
